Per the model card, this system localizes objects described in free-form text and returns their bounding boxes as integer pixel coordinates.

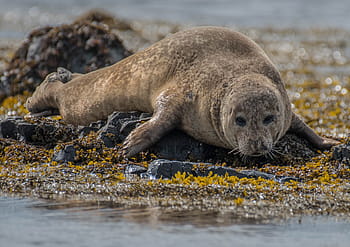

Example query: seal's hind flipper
[57,67,73,83]
[288,113,340,149]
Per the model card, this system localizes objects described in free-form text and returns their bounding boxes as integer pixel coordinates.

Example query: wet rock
[89,120,106,129]
[146,159,300,182]
[205,166,248,178]
[52,144,76,162]
[98,111,142,147]
[77,126,99,138]
[17,122,37,143]
[97,111,320,163]
[0,117,80,147]
[0,111,323,166]
[1,14,132,102]
[95,110,223,161]
[125,164,148,175]
[0,119,18,139]
[147,159,200,179]
[147,159,246,179]
[332,143,350,165]
[149,130,213,161]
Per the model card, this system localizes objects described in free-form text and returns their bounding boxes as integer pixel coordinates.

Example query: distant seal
[25,26,339,157]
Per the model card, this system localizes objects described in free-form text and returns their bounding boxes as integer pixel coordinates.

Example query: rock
[125,164,148,175]
[98,111,142,147]
[52,144,76,162]
[0,119,18,139]
[205,166,247,178]
[147,159,246,179]
[147,159,199,179]
[149,130,214,161]
[146,159,300,182]
[77,126,99,138]
[97,110,224,161]
[97,111,319,163]
[332,143,350,165]
[89,120,106,129]
[17,122,37,143]
[0,117,80,147]
[0,111,324,166]
[0,14,132,101]
[239,170,276,180]
[139,113,152,119]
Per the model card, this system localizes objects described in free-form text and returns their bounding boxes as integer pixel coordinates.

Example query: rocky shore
[0,10,350,221]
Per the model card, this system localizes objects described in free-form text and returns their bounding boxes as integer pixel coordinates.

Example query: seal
[25,26,339,157]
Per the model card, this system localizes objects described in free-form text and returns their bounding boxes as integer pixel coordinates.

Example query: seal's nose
[249,140,270,156]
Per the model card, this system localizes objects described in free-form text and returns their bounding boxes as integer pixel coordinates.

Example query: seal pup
[25,26,339,157]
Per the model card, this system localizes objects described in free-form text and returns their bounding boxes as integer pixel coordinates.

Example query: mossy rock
[0,15,132,102]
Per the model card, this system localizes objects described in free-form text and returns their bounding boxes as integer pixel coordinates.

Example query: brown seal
[25,26,339,157]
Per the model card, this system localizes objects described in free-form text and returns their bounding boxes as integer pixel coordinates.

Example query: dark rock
[78,126,99,138]
[332,143,350,165]
[17,122,37,142]
[98,111,142,147]
[0,119,18,139]
[147,159,199,179]
[120,119,141,136]
[96,110,225,161]
[146,159,300,182]
[52,144,76,162]
[6,116,24,121]
[149,130,213,161]
[0,117,80,146]
[1,14,132,101]
[205,166,247,178]
[125,164,148,175]
[89,120,106,129]
[139,113,152,119]
[239,170,276,180]
[97,111,208,158]
[95,111,319,164]
[275,176,301,183]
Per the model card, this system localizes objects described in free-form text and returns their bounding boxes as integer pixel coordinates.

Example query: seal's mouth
[247,152,266,157]
[27,108,60,117]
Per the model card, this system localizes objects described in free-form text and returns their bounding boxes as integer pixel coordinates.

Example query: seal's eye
[263,115,275,125]
[235,117,246,127]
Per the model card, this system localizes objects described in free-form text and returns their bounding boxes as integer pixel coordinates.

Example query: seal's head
[25,67,72,117]
[221,74,292,157]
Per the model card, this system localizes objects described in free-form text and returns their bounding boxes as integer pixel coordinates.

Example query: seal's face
[26,67,71,117]
[222,88,287,157]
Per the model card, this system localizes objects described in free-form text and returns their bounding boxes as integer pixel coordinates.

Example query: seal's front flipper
[288,113,340,149]
[122,90,184,158]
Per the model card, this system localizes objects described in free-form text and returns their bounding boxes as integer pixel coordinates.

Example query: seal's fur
[26,26,339,157]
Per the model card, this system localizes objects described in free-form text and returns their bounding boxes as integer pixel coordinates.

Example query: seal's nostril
[261,144,268,151]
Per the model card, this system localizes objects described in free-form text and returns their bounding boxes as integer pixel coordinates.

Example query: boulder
[332,143,350,165]
[146,159,300,182]
[0,15,132,101]
[52,144,76,163]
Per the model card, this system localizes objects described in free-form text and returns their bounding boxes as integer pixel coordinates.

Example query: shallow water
[1,0,350,39]
[1,196,350,247]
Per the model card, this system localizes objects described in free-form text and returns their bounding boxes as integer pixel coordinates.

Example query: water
[1,0,350,39]
[0,196,349,247]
